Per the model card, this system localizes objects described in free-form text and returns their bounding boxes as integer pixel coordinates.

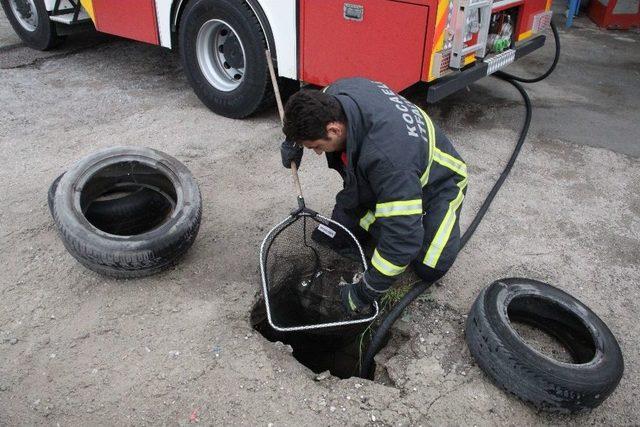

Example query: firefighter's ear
[326,121,344,137]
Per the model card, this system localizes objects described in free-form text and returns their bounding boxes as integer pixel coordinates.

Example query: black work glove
[280,139,303,169]
[340,275,379,317]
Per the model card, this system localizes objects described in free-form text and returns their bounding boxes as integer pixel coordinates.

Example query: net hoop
[259,210,379,332]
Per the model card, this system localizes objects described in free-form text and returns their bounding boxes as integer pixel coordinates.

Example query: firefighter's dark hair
[282,89,346,142]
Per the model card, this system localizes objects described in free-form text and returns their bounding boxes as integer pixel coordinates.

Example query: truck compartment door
[300,0,429,92]
[91,0,159,45]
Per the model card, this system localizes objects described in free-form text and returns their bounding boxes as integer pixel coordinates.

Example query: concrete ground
[1,7,639,426]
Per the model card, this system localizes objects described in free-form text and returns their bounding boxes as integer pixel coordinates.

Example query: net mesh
[260,211,367,330]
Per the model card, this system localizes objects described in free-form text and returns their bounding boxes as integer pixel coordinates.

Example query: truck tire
[465,278,624,413]
[50,147,202,279]
[1,0,63,50]
[179,0,273,118]
[48,173,173,236]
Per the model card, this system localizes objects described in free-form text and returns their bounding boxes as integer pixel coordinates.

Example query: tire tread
[465,281,624,413]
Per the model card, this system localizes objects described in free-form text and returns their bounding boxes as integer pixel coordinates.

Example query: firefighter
[280,78,467,316]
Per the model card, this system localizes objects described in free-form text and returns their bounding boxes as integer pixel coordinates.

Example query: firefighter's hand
[340,276,376,317]
[280,139,303,169]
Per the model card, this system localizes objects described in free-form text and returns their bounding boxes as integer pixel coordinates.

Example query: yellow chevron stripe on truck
[518,30,533,41]
[428,0,451,81]
[80,0,95,22]
[434,0,449,51]
[428,0,482,80]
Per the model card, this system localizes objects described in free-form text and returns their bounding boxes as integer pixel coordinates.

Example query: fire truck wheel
[465,278,624,413]
[50,147,202,279]
[48,173,173,236]
[179,0,273,118]
[1,0,63,50]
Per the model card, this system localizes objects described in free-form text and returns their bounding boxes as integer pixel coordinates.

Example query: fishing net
[259,57,377,333]
[259,207,379,332]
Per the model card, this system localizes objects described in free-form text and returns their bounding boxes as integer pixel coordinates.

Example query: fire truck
[2,0,553,118]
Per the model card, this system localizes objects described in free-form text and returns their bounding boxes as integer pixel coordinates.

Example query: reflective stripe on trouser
[414,186,464,272]
[422,180,466,268]
[357,199,463,275]
[422,144,467,268]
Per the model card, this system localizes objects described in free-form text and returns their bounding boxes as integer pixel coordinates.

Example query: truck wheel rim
[196,19,246,92]
[10,0,38,32]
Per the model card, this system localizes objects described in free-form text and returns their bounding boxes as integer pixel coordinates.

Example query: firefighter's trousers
[329,197,463,284]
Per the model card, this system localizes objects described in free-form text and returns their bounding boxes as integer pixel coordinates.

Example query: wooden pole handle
[266,49,304,203]
[266,50,285,124]
[290,161,303,199]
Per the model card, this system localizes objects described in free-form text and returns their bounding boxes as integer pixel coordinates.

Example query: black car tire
[465,278,624,413]
[86,187,173,235]
[48,174,173,236]
[47,173,64,215]
[1,0,63,50]
[50,147,202,278]
[179,0,273,118]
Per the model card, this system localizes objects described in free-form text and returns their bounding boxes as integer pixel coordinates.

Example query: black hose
[360,21,560,378]
[459,78,531,250]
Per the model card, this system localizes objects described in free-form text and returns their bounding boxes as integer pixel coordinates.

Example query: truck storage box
[300,0,430,92]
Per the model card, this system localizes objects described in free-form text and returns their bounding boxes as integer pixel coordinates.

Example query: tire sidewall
[49,175,173,234]
[1,0,56,50]
[47,172,63,215]
[484,279,622,386]
[52,147,201,257]
[179,0,268,118]
[86,188,172,225]
[467,278,624,410]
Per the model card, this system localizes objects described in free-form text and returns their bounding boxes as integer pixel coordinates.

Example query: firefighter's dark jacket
[325,78,467,292]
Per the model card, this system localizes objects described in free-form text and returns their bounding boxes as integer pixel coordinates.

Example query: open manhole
[253,211,386,379]
[251,299,375,380]
[251,252,378,380]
